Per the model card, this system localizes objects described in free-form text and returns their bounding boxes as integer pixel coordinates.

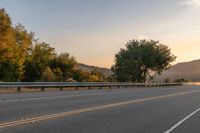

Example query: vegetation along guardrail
[0,82,182,92]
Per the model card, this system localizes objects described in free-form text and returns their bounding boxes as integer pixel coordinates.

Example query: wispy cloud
[184,0,200,8]
[136,35,149,40]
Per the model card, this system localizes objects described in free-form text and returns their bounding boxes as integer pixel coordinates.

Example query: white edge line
[164,107,200,133]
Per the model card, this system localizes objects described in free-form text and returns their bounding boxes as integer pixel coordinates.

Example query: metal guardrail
[0,82,182,92]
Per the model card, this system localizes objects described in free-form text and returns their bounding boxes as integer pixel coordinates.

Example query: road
[0,86,200,133]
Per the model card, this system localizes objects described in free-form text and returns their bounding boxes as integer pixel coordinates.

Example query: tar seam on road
[164,107,200,133]
[0,93,106,103]
[0,90,200,129]
[0,88,175,103]
[0,91,131,103]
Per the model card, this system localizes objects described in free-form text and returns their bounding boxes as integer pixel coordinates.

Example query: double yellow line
[1,90,200,129]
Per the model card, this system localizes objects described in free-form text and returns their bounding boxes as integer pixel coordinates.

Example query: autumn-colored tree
[0,9,15,61]
[13,24,34,80]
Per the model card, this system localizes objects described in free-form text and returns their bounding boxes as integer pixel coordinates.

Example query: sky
[0,0,200,68]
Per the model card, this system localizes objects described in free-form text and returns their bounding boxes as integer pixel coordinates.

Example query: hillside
[155,59,200,82]
[77,59,200,82]
[77,63,112,76]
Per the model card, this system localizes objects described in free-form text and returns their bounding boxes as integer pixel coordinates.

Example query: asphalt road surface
[0,86,200,133]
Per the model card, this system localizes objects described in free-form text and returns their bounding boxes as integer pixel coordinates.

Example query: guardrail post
[99,86,102,89]
[109,86,112,89]
[60,87,63,91]
[88,86,91,90]
[75,87,78,90]
[41,87,45,91]
[17,87,21,92]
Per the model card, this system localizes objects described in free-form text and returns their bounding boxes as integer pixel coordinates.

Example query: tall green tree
[112,39,176,82]
[0,60,18,81]
[49,53,77,81]
[24,42,56,81]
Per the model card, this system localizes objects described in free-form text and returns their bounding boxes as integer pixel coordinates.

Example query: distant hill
[155,59,200,82]
[78,59,200,82]
[77,63,112,76]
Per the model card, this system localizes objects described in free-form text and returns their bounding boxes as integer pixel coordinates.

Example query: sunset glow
[1,0,200,67]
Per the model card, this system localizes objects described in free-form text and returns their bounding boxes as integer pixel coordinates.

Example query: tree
[164,78,170,83]
[0,9,15,61]
[112,39,176,82]
[72,69,90,82]
[0,9,79,82]
[13,24,34,80]
[24,42,56,81]
[0,9,16,81]
[49,53,77,81]
[0,60,18,81]
[90,70,105,81]
[41,66,56,82]
[52,67,63,81]
[0,9,35,81]
[72,69,102,82]
[174,78,188,83]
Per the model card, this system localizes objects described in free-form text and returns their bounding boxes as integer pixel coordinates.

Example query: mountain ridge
[77,63,112,76]
[155,59,200,82]
[78,59,200,82]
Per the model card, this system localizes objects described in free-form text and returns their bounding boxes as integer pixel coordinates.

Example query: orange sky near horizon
[1,0,200,68]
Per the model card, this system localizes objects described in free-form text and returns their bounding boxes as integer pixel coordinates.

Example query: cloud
[136,35,149,40]
[184,0,200,8]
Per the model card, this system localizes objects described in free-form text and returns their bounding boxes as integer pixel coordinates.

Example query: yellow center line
[0,90,200,129]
